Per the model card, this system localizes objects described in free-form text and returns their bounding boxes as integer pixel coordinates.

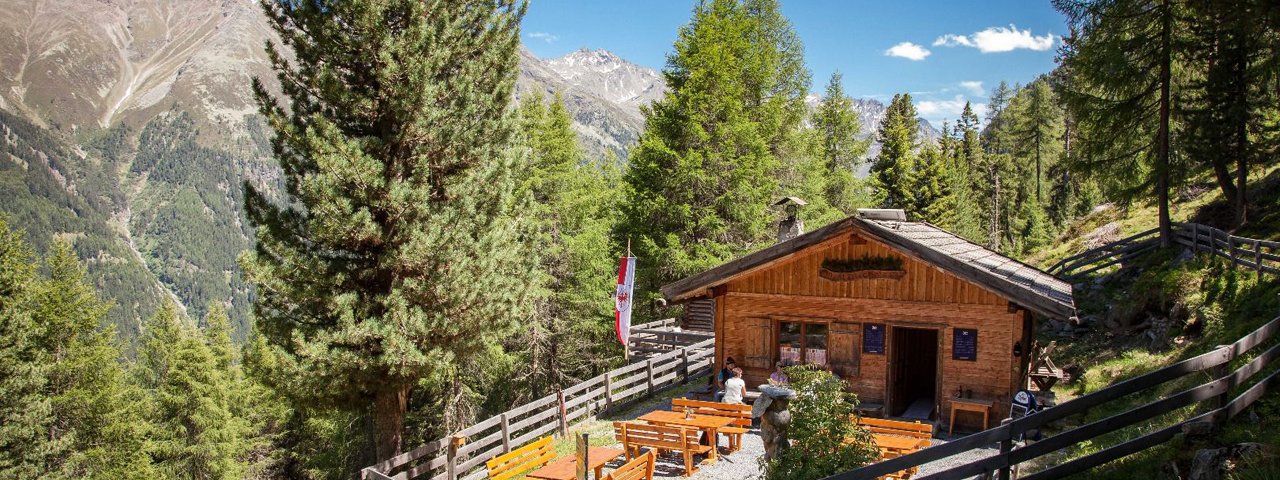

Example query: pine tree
[1013,78,1065,204]
[812,72,870,215]
[36,242,153,478]
[1183,0,1280,228]
[620,0,810,308]
[870,93,919,211]
[911,141,955,228]
[0,219,53,478]
[513,91,622,398]
[1055,0,1186,246]
[244,0,534,459]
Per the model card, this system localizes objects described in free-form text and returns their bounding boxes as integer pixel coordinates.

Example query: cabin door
[890,327,939,420]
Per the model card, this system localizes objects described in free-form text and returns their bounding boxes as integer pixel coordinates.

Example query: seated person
[768,361,789,385]
[723,368,746,405]
[714,357,737,402]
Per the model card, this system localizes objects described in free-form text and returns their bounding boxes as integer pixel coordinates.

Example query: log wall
[712,232,1027,425]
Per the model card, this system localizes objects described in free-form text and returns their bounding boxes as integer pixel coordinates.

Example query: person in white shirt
[723,368,746,404]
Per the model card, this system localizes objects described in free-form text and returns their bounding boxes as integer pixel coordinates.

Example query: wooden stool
[948,398,993,435]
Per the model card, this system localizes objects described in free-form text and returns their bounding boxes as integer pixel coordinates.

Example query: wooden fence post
[1255,240,1263,280]
[604,375,613,413]
[558,389,568,437]
[500,413,511,454]
[1229,235,1237,269]
[1211,344,1233,427]
[575,433,589,480]
[1191,223,1199,252]
[447,434,464,480]
[646,358,655,395]
[681,347,690,384]
[998,420,1013,480]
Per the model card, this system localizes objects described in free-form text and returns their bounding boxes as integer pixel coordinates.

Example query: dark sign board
[863,323,885,354]
[953,328,978,361]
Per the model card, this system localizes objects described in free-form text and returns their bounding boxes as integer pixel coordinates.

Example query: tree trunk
[1156,0,1173,248]
[373,385,411,461]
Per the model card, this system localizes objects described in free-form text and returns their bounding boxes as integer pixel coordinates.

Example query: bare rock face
[1188,448,1228,480]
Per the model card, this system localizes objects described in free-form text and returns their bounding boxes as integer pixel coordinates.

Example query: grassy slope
[1021,166,1280,477]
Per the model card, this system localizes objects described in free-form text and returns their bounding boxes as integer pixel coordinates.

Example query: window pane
[779,322,802,364]
[805,323,829,365]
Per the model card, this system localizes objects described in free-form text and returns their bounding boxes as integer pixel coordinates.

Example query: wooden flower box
[818,268,906,281]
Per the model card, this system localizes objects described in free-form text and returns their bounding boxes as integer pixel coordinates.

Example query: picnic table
[637,410,735,463]
[525,447,627,480]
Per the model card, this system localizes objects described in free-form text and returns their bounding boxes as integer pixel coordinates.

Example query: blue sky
[521,0,1067,127]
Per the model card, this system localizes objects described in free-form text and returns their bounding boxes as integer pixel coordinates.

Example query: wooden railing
[824,314,1280,480]
[1047,223,1279,279]
[360,320,715,480]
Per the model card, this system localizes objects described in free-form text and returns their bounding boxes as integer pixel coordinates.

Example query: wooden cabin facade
[661,210,1075,429]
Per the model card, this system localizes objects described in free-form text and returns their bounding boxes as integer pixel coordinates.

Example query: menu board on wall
[953,328,978,361]
[862,323,885,354]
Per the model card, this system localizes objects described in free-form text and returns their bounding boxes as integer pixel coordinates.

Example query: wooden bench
[485,435,555,480]
[602,449,656,480]
[854,417,932,479]
[855,417,933,446]
[670,398,751,451]
[613,422,711,477]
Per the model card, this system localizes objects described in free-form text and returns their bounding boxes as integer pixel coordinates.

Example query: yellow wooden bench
[671,398,751,451]
[485,435,555,480]
[602,449,656,480]
[613,422,710,477]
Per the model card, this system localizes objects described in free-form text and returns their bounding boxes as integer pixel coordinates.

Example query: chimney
[773,197,807,243]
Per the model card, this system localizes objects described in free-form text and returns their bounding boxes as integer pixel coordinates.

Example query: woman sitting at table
[722,368,746,404]
[768,361,789,385]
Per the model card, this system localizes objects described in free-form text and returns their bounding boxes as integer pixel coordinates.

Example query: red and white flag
[614,256,636,346]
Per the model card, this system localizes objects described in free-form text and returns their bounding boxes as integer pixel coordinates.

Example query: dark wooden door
[890,327,939,417]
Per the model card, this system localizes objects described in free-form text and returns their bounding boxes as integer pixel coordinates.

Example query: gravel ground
[597,395,1002,480]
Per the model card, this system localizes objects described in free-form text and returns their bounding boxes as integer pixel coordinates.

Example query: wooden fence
[1047,223,1279,279]
[825,314,1280,480]
[360,321,715,480]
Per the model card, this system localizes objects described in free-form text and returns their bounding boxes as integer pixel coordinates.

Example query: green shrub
[761,365,879,480]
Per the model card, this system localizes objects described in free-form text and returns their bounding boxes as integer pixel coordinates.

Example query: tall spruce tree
[812,72,870,215]
[137,305,247,479]
[0,220,53,478]
[512,91,621,399]
[1055,0,1185,246]
[870,93,920,211]
[1013,78,1065,204]
[244,0,534,459]
[1184,0,1280,228]
[620,0,810,308]
[949,103,986,243]
[911,142,956,228]
[36,242,153,478]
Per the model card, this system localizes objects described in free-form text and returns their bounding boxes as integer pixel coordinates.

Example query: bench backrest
[485,435,555,480]
[671,398,752,428]
[613,422,698,451]
[856,417,933,441]
[603,449,656,480]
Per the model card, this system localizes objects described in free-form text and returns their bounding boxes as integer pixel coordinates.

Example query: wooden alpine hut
[660,207,1074,429]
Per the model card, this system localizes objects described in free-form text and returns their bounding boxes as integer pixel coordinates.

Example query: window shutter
[829,323,860,377]
[743,317,772,369]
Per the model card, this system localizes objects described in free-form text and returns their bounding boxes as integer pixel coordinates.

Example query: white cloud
[933,25,1055,53]
[884,42,931,61]
[959,81,984,95]
[916,95,986,126]
[528,32,558,44]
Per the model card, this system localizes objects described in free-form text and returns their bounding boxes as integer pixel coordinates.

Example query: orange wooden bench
[670,398,751,451]
[602,449,656,480]
[485,435,555,480]
[613,422,710,477]
[853,417,932,479]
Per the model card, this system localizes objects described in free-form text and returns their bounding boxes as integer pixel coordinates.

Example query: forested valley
[1,0,1277,478]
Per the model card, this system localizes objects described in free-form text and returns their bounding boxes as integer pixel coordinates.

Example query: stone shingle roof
[858,219,1075,318]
